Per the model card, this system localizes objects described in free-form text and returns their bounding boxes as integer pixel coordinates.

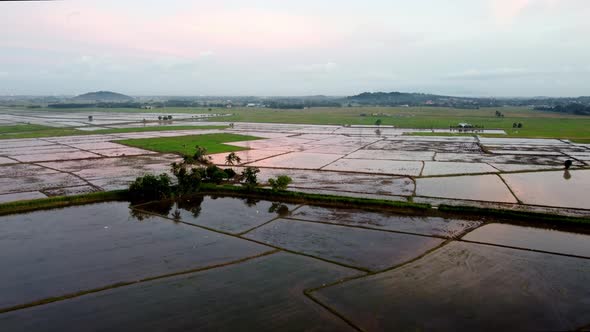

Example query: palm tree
[225,152,242,165]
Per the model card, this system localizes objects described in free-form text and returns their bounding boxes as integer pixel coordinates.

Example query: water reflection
[243,197,260,207]
[130,195,295,233]
[130,200,174,221]
[177,196,204,218]
[563,169,572,180]
[268,202,291,217]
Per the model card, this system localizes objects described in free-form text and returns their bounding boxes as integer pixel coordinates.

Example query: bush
[223,168,237,179]
[193,145,209,164]
[171,162,204,195]
[205,165,226,184]
[128,173,172,202]
[268,175,292,192]
[241,167,260,190]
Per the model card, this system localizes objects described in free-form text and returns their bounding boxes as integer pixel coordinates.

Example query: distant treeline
[535,104,590,116]
[47,101,227,109]
[265,101,342,109]
[347,92,501,108]
[48,102,144,109]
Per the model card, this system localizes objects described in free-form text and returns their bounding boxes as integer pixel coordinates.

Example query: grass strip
[1,186,588,226]
[0,190,128,216]
[438,204,590,225]
[93,125,226,134]
[0,124,227,140]
[198,183,431,212]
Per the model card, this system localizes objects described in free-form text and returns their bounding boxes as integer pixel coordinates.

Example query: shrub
[128,173,172,202]
[171,162,204,195]
[193,145,209,164]
[241,167,260,190]
[223,168,237,179]
[268,175,292,192]
[205,165,226,184]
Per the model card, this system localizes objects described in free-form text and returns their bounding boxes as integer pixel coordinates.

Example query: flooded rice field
[416,174,519,203]
[0,196,589,331]
[0,111,587,215]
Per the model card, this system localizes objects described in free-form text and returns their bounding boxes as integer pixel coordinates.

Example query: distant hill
[72,91,134,102]
[347,91,497,108]
[347,91,590,109]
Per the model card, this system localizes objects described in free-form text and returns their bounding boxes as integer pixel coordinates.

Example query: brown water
[502,170,590,209]
[463,223,590,257]
[0,195,588,331]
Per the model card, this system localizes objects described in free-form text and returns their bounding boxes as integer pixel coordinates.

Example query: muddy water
[314,242,590,331]
[501,170,590,209]
[0,253,359,332]
[245,219,444,271]
[246,152,344,169]
[0,202,268,309]
[421,161,497,176]
[290,205,481,238]
[0,194,589,331]
[463,223,590,257]
[416,174,518,203]
[323,158,423,176]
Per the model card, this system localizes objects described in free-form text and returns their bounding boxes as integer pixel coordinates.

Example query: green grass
[198,183,431,212]
[214,106,590,140]
[0,124,52,133]
[0,124,226,140]
[93,125,225,134]
[0,190,128,217]
[117,133,261,155]
[8,105,590,140]
[0,125,82,139]
[438,204,590,225]
[403,132,477,137]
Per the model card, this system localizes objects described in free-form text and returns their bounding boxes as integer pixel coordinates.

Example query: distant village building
[246,103,257,107]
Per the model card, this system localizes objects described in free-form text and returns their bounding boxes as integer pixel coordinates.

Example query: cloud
[445,68,539,80]
[490,0,560,23]
[199,51,215,58]
[491,0,531,23]
[444,66,589,81]
[289,62,338,74]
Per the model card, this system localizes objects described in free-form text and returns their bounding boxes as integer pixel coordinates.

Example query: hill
[72,91,134,102]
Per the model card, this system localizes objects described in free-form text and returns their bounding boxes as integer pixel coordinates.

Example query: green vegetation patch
[117,133,261,155]
[0,124,226,140]
[0,190,128,217]
[0,124,82,139]
[198,183,431,212]
[18,106,590,140]
[93,125,226,134]
[403,132,477,137]
[438,204,590,225]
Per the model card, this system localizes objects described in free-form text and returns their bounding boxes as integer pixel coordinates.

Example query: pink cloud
[490,0,560,23]
[1,3,344,60]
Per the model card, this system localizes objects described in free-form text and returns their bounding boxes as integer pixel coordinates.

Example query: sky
[1,0,589,97]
